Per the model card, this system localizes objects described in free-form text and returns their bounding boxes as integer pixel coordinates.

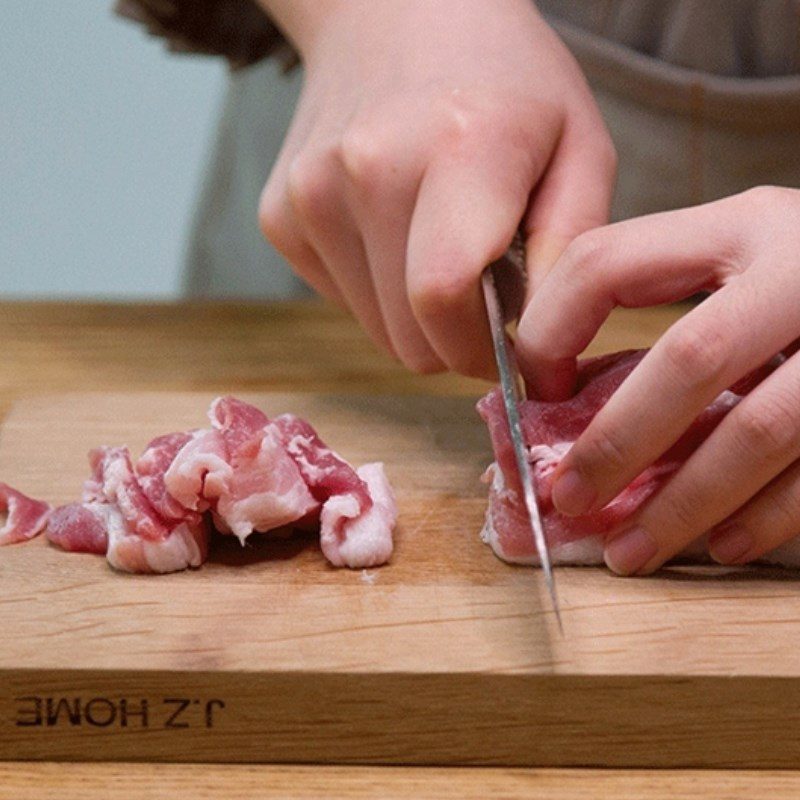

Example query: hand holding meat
[256,0,615,377]
[517,186,800,574]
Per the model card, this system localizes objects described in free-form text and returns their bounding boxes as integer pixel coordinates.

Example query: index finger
[516,198,744,401]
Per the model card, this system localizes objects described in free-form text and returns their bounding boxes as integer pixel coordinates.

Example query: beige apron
[184,0,800,298]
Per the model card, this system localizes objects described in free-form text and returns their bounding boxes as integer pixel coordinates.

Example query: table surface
[3,299,794,797]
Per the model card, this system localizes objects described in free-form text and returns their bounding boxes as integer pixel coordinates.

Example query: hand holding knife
[482,235,563,633]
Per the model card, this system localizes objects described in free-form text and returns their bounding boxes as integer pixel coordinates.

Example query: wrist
[255,0,348,58]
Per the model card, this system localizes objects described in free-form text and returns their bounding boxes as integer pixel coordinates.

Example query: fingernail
[604,527,658,575]
[552,469,597,516]
[708,525,753,565]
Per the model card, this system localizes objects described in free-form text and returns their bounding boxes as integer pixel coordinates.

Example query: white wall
[1,1,224,298]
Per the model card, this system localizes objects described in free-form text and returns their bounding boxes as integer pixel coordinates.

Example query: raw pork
[0,483,51,546]
[46,444,210,573]
[478,349,800,567]
[44,396,396,573]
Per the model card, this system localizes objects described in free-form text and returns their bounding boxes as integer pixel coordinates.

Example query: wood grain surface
[2,763,798,800]
[2,390,800,767]
[6,300,796,791]
[0,300,682,414]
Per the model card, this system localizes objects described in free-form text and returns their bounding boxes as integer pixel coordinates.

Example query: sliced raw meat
[214,425,318,543]
[273,414,373,508]
[0,483,51,546]
[136,432,197,521]
[209,395,269,454]
[44,396,397,573]
[478,349,800,567]
[320,463,396,568]
[87,446,174,541]
[46,503,109,554]
[162,428,230,512]
[104,506,209,573]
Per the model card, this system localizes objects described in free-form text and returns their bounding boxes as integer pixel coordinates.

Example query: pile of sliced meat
[478,348,800,567]
[1,397,397,573]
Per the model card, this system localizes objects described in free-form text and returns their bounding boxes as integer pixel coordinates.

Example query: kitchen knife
[481,240,563,633]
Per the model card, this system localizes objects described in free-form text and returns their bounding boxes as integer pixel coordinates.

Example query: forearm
[257,0,545,60]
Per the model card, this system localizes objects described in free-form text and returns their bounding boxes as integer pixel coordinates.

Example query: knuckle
[257,189,283,244]
[286,152,337,219]
[339,127,389,188]
[408,260,470,319]
[257,185,298,256]
[562,230,608,274]
[740,185,785,208]
[659,320,730,393]
[438,91,487,146]
[734,185,800,221]
[663,487,704,534]
[734,393,799,458]
[581,421,629,474]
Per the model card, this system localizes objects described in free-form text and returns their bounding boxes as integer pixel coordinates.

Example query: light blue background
[1,2,225,298]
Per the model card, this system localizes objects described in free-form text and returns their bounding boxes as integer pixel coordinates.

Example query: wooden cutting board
[1,392,800,768]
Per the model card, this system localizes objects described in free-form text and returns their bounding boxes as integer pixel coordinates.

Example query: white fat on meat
[480,461,606,566]
[481,462,720,566]
[214,426,319,544]
[320,463,397,568]
[478,350,800,569]
[100,503,208,574]
[164,428,231,511]
[44,396,398,573]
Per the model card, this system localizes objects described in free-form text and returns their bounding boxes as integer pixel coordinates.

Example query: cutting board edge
[5,668,800,768]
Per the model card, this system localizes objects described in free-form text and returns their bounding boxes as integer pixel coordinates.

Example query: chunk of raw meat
[46,503,109,554]
[273,414,373,508]
[0,483,51,546]
[103,506,209,573]
[162,428,229,512]
[47,501,208,572]
[213,425,318,543]
[209,395,269,453]
[136,432,197,521]
[320,463,396,568]
[87,446,176,540]
[44,396,397,573]
[477,349,800,567]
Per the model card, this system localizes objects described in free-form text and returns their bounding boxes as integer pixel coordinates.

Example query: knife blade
[482,249,563,633]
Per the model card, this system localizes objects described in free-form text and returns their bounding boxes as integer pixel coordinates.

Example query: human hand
[257,0,615,376]
[517,186,800,574]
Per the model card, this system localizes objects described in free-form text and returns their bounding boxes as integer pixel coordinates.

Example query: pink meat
[47,501,208,573]
[104,506,209,573]
[135,432,198,521]
[162,428,230,512]
[87,446,173,541]
[273,414,373,509]
[477,349,799,566]
[0,483,51,546]
[213,425,318,543]
[320,462,396,568]
[46,446,210,574]
[46,503,110,554]
[45,396,396,572]
[209,396,270,454]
